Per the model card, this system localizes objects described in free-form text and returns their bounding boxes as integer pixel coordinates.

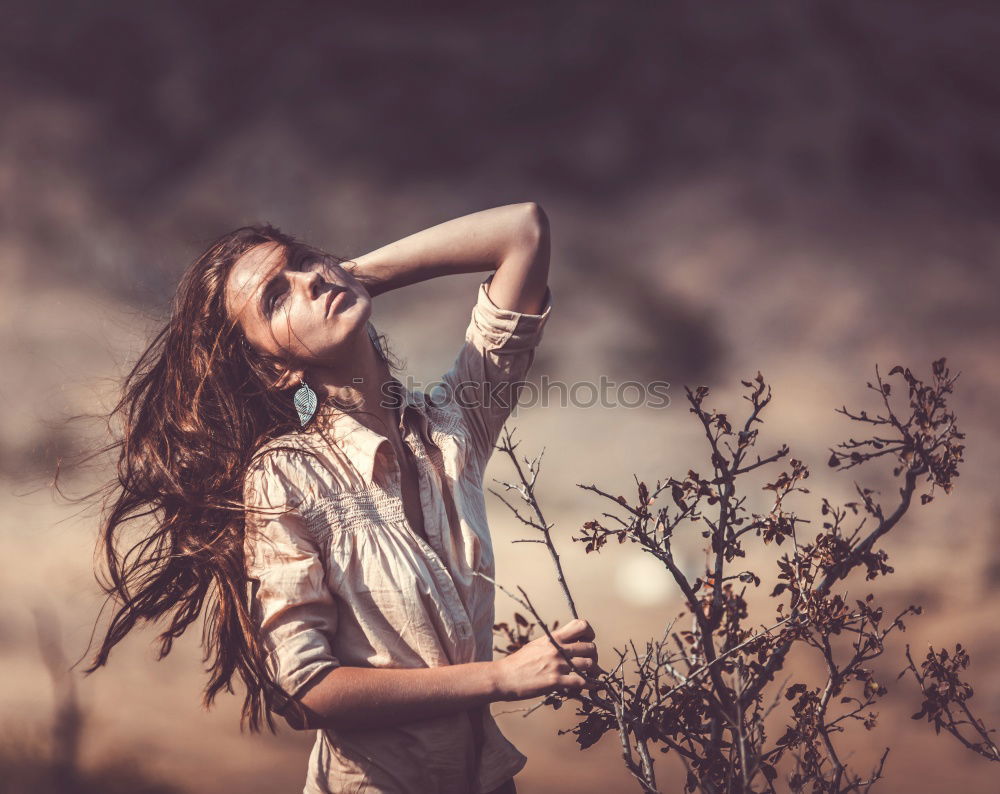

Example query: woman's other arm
[246,449,595,734]
[349,201,550,315]
[289,618,597,732]
[288,661,497,731]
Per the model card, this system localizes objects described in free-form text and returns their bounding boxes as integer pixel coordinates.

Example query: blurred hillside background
[2,1,999,791]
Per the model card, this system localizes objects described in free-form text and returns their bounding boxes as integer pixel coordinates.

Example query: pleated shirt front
[243,273,553,794]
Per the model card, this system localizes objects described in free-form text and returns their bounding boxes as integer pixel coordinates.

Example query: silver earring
[293,380,318,427]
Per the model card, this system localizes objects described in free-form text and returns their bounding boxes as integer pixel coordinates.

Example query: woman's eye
[267,256,322,315]
[269,289,288,314]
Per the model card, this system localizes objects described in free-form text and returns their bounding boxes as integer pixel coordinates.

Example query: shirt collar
[308,377,430,483]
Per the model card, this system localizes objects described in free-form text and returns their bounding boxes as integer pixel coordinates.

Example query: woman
[83,202,599,793]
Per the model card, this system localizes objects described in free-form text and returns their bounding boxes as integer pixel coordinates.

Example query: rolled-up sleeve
[435,273,553,476]
[243,453,340,708]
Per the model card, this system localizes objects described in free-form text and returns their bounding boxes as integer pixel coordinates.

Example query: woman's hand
[491,618,599,702]
[341,260,379,299]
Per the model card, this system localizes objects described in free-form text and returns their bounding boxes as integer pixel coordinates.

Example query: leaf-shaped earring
[293,380,318,427]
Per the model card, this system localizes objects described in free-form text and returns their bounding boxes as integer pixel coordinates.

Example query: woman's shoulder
[250,431,315,463]
[245,431,356,503]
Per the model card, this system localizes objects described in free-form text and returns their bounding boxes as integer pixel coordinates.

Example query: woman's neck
[308,330,401,438]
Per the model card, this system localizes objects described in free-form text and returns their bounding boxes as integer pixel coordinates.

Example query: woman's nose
[295,269,323,299]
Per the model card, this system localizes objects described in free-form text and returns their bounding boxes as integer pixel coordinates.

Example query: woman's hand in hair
[340,260,378,299]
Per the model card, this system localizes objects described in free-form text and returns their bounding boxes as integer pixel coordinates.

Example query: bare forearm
[293,660,500,731]
[348,202,544,297]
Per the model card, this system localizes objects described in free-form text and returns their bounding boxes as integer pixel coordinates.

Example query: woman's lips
[326,289,348,316]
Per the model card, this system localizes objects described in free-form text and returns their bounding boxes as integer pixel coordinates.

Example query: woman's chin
[350,295,374,324]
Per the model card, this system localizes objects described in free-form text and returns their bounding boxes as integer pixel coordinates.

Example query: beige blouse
[243,273,553,794]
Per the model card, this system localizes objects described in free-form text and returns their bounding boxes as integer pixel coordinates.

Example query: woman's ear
[272,367,304,392]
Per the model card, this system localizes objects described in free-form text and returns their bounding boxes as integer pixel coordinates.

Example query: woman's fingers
[551,657,600,696]
[547,637,598,669]
[557,671,588,690]
[552,618,595,642]
[546,621,600,696]
[557,656,596,678]
[558,641,597,659]
[571,656,597,674]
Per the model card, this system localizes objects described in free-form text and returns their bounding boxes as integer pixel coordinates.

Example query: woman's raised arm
[349,202,549,315]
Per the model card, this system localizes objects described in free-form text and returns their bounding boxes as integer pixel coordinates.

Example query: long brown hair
[75,224,401,733]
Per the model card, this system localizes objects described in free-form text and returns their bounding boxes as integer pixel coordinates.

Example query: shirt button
[458,624,472,638]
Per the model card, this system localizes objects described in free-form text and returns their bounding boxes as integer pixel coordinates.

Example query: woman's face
[225,241,372,371]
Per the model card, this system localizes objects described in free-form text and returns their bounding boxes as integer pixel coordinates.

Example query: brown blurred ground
[1,2,999,791]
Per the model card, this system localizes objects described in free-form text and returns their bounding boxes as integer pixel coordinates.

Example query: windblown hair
[77,224,402,733]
